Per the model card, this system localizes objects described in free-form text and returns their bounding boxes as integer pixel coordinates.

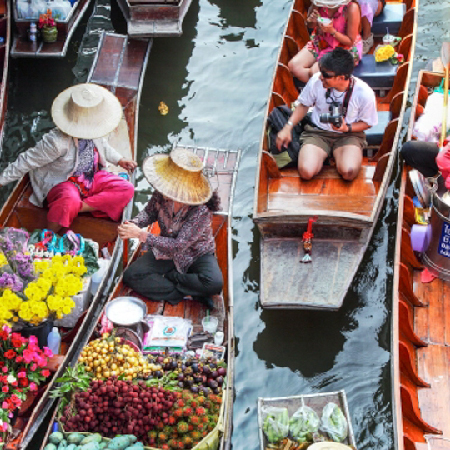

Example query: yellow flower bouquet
[0,255,88,328]
[374,44,395,62]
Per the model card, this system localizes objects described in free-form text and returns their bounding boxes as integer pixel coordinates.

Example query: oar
[439,42,450,148]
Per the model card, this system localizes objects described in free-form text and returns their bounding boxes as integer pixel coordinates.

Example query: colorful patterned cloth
[130,191,216,273]
[307,5,363,63]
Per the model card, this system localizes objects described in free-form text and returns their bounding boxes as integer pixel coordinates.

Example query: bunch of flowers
[374,44,395,62]
[0,325,53,447]
[38,9,56,29]
[0,254,87,328]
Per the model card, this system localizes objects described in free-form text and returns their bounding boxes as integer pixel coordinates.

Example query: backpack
[266,105,309,168]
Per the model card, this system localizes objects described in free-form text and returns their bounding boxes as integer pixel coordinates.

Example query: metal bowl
[105,297,148,326]
[409,169,431,208]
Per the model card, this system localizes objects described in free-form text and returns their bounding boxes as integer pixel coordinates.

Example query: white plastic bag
[289,405,320,443]
[261,406,289,444]
[320,402,348,442]
[413,91,450,142]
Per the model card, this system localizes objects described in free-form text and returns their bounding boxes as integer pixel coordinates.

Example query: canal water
[1,0,449,449]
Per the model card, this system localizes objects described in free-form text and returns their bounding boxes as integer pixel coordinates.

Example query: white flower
[7,375,16,384]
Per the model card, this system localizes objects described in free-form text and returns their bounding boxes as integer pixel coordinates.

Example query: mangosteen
[203,365,211,375]
[178,382,184,389]
[181,364,186,371]
[216,376,224,386]
[211,370,218,379]
[178,374,185,382]
[217,367,227,376]
[191,386,199,394]
[170,360,178,370]
[186,378,194,387]
[157,356,164,363]
[194,375,202,384]
[212,387,219,394]
[192,362,199,373]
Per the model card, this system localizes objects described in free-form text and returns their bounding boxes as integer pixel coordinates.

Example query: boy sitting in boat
[277,47,377,181]
[0,83,136,232]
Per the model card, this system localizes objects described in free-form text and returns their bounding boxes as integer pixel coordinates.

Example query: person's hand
[332,119,349,133]
[276,126,293,151]
[307,8,319,23]
[118,158,138,173]
[320,22,335,35]
[118,221,142,240]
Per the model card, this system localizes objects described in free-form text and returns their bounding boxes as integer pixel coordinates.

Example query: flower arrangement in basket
[374,44,404,65]
[38,9,58,43]
[0,325,53,447]
[0,228,87,330]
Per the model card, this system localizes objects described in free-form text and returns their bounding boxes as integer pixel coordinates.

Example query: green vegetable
[98,443,108,450]
[108,436,133,450]
[289,406,319,443]
[58,440,68,450]
[262,407,289,444]
[80,434,103,445]
[49,432,64,445]
[68,434,84,444]
[44,444,57,450]
[320,402,348,442]
[66,444,78,450]
[79,443,100,450]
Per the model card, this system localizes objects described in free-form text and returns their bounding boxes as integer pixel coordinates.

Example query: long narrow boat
[1,31,150,449]
[115,0,193,37]
[392,69,450,450]
[0,0,10,143]
[257,391,356,450]
[41,147,240,450]
[253,0,417,310]
[10,0,91,57]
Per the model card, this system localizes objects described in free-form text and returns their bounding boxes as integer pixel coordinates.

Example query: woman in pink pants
[0,83,136,232]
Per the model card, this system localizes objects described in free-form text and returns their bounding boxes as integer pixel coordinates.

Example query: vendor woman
[0,83,136,232]
[118,148,223,309]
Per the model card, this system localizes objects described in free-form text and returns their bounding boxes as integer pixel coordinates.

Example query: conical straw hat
[51,83,123,139]
[142,147,212,205]
[308,443,353,450]
[312,0,351,7]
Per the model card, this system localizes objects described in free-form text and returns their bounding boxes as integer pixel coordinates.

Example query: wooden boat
[115,0,193,37]
[10,0,91,57]
[257,391,356,449]
[1,31,150,449]
[0,0,10,143]
[392,69,450,450]
[40,147,240,450]
[253,0,418,310]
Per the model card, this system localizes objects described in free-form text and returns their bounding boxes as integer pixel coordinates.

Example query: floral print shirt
[130,192,216,273]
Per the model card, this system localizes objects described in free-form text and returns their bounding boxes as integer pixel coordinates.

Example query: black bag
[267,105,308,168]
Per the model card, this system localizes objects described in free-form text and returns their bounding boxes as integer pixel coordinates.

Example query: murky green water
[1,0,449,448]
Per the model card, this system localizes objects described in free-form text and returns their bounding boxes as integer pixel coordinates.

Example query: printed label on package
[438,222,450,258]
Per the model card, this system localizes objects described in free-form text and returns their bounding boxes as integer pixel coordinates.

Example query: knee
[121,181,135,202]
[298,166,316,180]
[340,166,359,181]
[122,267,133,286]
[201,273,223,296]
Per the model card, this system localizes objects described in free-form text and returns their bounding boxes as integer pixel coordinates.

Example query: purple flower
[0,273,23,292]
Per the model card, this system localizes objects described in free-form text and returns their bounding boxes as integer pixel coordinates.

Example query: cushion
[372,3,406,36]
[365,110,392,146]
[353,55,398,88]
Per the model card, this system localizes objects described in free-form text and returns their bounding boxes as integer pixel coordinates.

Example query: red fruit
[202,416,209,423]
[177,421,189,434]
[182,407,193,417]
[168,416,176,425]
[174,409,184,419]
[177,400,185,408]
[189,416,200,426]
[195,407,206,416]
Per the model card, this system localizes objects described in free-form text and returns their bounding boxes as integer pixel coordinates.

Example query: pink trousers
[46,171,134,227]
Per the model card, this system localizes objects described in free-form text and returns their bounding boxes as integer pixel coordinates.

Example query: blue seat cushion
[353,55,398,88]
[365,110,391,146]
[372,3,406,36]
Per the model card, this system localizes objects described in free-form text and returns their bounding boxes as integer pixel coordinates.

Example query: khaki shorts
[300,124,367,157]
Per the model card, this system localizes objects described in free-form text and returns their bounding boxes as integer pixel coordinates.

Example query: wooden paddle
[439,42,450,147]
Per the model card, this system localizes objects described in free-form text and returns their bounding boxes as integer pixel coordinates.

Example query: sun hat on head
[51,83,123,139]
[142,147,212,206]
[312,0,351,8]
[308,443,353,450]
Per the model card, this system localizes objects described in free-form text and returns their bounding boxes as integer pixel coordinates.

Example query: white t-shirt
[298,73,378,133]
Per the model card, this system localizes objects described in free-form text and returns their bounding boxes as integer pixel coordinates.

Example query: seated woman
[0,83,136,232]
[118,148,223,310]
[288,0,362,83]
[357,0,384,54]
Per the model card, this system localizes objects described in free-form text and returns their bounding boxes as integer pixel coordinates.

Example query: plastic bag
[413,91,450,142]
[289,405,320,443]
[261,406,289,444]
[320,402,348,442]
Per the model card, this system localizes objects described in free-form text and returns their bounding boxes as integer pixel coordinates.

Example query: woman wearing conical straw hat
[0,83,136,232]
[118,148,223,309]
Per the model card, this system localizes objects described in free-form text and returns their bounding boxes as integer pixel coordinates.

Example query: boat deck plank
[261,237,364,309]
[412,271,450,444]
[266,163,377,216]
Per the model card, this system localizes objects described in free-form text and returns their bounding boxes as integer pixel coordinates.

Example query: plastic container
[214,331,224,345]
[47,327,61,354]
[202,316,218,334]
[90,258,110,296]
[411,224,432,252]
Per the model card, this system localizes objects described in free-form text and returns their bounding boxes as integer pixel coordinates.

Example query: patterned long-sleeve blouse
[130,191,216,273]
